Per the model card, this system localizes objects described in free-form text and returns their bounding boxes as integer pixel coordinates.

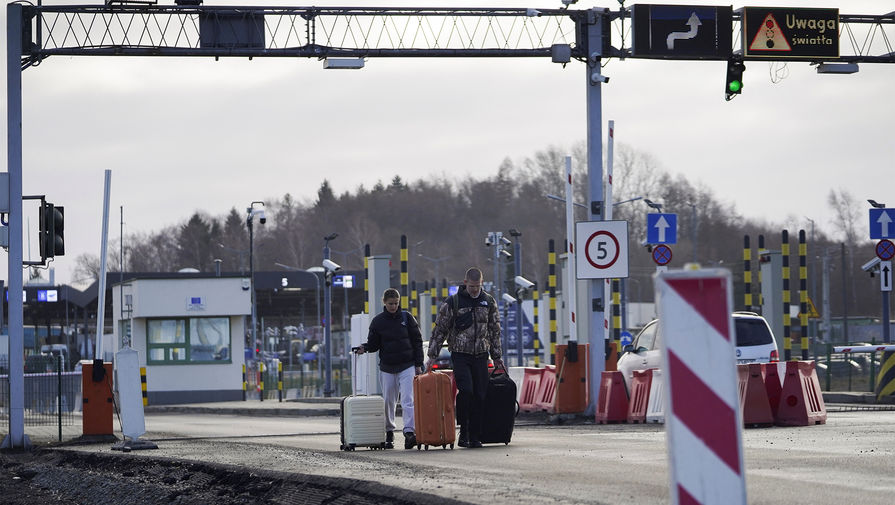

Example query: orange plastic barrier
[518,368,544,413]
[535,365,557,413]
[81,361,114,436]
[554,343,589,414]
[776,361,827,426]
[627,369,653,424]
[737,363,774,427]
[762,362,783,419]
[596,371,629,424]
[605,341,618,372]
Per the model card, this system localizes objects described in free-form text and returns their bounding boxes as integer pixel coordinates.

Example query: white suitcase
[340,395,387,451]
[340,349,387,451]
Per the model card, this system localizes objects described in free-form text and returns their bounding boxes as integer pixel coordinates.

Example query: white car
[617,311,779,392]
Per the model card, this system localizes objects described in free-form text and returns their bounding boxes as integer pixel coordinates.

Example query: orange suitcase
[413,371,456,450]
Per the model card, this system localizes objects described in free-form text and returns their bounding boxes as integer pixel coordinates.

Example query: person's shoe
[404,432,417,450]
[458,427,469,448]
[466,440,483,449]
[385,430,394,449]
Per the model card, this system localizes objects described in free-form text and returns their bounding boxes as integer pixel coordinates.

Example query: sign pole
[585,8,607,417]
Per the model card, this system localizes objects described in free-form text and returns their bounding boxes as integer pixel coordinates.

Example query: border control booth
[111,275,251,404]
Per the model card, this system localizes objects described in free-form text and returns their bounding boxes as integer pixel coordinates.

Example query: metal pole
[883,290,891,344]
[4,3,27,449]
[248,214,256,359]
[514,239,523,366]
[841,242,849,342]
[323,244,333,397]
[585,9,607,415]
[95,170,112,360]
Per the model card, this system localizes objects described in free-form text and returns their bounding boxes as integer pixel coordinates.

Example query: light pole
[322,233,339,397]
[218,243,248,275]
[508,228,524,366]
[246,201,266,361]
[417,254,449,285]
[685,202,699,263]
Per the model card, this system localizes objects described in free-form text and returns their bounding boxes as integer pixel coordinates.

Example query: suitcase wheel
[450,444,454,450]
[425,445,429,451]
[416,445,421,451]
[441,445,446,450]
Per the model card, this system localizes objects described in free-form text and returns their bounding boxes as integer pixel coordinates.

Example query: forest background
[68,142,881,321]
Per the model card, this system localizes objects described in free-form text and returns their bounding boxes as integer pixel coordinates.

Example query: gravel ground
[0,448,470,505]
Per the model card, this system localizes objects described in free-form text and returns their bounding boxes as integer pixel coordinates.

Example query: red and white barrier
[518,368,544,413]
[645,369,665,424]
[833,345,895,353]
[657,269,746,505]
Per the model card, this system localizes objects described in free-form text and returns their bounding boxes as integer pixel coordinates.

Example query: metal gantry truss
[19,4,895,69]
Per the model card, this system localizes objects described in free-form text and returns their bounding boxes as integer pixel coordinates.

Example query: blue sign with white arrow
[869,209,895,239]
[646,213,677,244]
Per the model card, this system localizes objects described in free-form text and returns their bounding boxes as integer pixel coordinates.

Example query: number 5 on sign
[576,220,629,279]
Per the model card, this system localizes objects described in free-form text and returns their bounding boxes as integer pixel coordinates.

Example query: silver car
[617,311,779,392]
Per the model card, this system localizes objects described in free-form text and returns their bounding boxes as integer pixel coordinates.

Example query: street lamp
[643,198,663,212]
[322,233,339,397]
[246,201,265,361]
[508,229,525,366]
[218,243,248,275]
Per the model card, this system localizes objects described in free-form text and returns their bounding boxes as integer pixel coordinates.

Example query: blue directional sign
[646,213,677,244]
[869,209,895,239]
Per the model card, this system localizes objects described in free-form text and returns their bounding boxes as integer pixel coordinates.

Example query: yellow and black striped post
[441,278,448,301]
[400,235,409,310]
[758,234,766,309]
[532,283,540,368]
[611,279,621,351]
[242,363,247,401]
[799,229,809,360]
[782,230,792,361]
[259,361,265,402]
[364,244,370,314]
[140,367,148,406]
[876,352,895,400]
[548,239,557,365]
[411,281,418,319]
[430,281,437,330]
[278,360,284,402]
[743,235,752,311]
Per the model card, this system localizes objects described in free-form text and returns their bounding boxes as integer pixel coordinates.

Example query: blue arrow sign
[646,213,677,244]
[869,209,895,239]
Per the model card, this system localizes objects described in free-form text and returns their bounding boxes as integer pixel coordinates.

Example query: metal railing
[0,356,81,442]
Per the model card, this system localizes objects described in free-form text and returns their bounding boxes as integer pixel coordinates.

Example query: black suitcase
[480,370,517,445]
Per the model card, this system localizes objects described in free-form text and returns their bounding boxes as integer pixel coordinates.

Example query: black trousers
[451,352,489,441]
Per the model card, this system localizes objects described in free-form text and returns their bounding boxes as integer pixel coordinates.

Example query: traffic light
[38,201,64,261]
[725,59,745,101]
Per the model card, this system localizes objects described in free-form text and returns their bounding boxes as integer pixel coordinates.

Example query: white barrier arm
[833,345,895,353]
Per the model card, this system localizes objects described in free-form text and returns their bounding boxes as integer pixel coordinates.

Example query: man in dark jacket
[426,268,505,448]
[356,288,423,449]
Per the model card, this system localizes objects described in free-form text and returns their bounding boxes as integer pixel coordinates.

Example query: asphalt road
[55,408,895,505]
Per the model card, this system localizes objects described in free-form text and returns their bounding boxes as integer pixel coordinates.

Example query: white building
[112,275,251,404]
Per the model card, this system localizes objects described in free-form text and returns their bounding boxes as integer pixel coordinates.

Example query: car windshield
[735,318,774,346]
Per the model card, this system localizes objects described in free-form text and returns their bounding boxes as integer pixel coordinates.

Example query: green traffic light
[728,80,742,93]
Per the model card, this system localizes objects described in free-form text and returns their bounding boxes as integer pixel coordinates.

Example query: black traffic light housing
[39,200,64,261]
[725,59,745,101]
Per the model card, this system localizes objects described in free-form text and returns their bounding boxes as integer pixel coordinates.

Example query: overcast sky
[2,0,892,288]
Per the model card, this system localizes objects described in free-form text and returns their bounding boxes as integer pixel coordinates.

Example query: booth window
[147,317,231,364]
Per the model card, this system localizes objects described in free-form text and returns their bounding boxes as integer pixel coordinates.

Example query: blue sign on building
[646,213,678,244]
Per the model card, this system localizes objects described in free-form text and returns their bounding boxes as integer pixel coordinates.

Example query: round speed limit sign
[575,221,629,279]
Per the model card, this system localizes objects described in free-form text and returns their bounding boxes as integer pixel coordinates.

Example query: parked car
[617,311,779,392]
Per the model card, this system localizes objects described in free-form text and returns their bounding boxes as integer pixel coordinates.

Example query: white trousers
[380,366,416,434]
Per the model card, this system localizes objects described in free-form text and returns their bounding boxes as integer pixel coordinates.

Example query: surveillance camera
[502,293,517,304]
[526,8,541,17]
[500,237,512,246]
[861,257,881,273]
[322,259,342,272]
[514,276,535,290]
[258,210,267,225]
[485,237,494,247]
[561,0,578,6]
[590,72,609,84]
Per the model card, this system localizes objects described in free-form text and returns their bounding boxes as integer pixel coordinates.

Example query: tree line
[72,142,882,319]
